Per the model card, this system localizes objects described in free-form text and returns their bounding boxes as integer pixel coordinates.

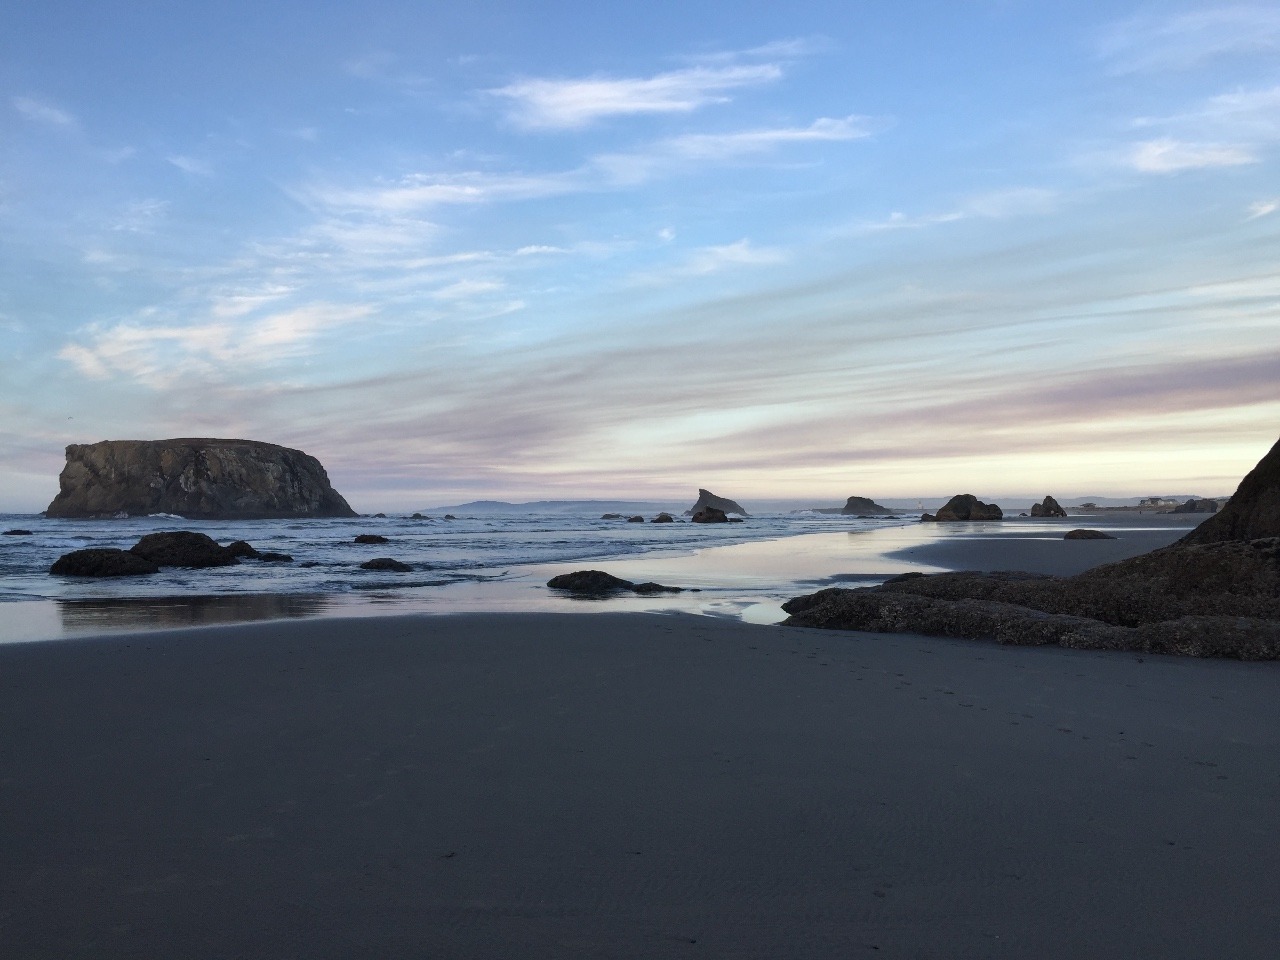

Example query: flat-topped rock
[840,496,893,515]
[45,438,357,520]
[684,488,748,517]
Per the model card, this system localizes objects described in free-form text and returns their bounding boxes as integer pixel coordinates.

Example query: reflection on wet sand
[58,593,335,633]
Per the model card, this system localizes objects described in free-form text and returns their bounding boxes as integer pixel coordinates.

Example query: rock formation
[130,531,239,568]
[783,435,1280,659]
[921,494,1003,522]
[361,558,412,572]
[1064,529,1115,540]
[1181,436,1279,544]
[1030,496,1067,518]
[45,438,357,520]
[691,507,729,523]
[50,548,160,577]
[1172,498,1219,515]
[652,513,675,523]
[547,570,684,594]
[840,496,893,515]
[684,489,748,517]
[354,534,389,544]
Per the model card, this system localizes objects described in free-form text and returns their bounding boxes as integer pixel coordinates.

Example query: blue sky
[3,1,1279,510]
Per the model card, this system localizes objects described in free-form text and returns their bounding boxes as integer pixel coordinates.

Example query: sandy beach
[3,610,1278,958]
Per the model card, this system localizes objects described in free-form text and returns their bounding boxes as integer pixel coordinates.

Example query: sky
[3,1,1279,511]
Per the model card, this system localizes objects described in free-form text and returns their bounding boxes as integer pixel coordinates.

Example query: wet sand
[2,611,1278,958]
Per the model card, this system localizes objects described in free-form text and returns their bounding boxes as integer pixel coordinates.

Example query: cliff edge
[45,438,358,520]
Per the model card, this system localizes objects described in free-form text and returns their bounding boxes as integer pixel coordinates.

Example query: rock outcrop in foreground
[922,494,1003,522]
[684,489,748,517]
[784,436,1280,659]
[45,438,357,520]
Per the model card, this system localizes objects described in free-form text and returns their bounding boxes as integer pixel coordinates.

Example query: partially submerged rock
[45,438,357,520]
[627,515,645,523]
[3,529,32,536]
[1065,529,1115,540]
[684,489,748,517]
[840,496,893,515]
[130,531,238,568]
[50,548,160,577]
[921,494,1003,522]
[601,513,623,519]
[360,557,412,572]
[354,534,389,544]
[225,540,261,559]
[652,512,675,523]
[1030,496,1067,518]
[547,570,684,595]
[691,507,729,524]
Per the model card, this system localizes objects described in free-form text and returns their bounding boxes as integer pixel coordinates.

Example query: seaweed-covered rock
[130,531,238,568]
[50,548,160,577]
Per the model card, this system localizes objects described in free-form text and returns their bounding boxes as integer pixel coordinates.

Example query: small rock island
[45,438,358,520]
[684,488,748,517]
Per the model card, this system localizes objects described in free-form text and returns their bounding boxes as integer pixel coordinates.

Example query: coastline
[1,513,1197,644]
[3,611,1277,958]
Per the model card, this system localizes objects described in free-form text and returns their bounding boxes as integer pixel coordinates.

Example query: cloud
[431,279,505,300]
[112,199,169,233]
[58,303,373,388]
[628,239,786,286]
[1128,137,1257,173]
[1247,199,1279,219]
[12,96,76,129]
[306,170,579,215]
[854,187,1056,233]
[167,155,214,177]
[491,63,783,130]
[1100,6,1280,72]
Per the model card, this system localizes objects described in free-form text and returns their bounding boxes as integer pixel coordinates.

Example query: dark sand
[886,514,1195,577]
[3,612,1278,958]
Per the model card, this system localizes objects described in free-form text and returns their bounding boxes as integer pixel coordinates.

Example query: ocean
[0,509,936,642]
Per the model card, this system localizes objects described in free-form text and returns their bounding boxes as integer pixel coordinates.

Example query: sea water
[0,510,937,641]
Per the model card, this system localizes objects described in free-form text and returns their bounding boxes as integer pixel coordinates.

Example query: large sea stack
[684,488,748,517]
[45,439,358,520]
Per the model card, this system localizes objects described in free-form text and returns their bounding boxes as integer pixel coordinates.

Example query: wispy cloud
[1100,5,1280,72]
[491,63,783,130]
[12,95,76,129]
[627,238,786,286]
[305,170,579,215]
[1247,198,1279,219]
[58,303,373,388]
[594,116,874,183]
[1128,137,1257,173]
[167,155,214,177]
